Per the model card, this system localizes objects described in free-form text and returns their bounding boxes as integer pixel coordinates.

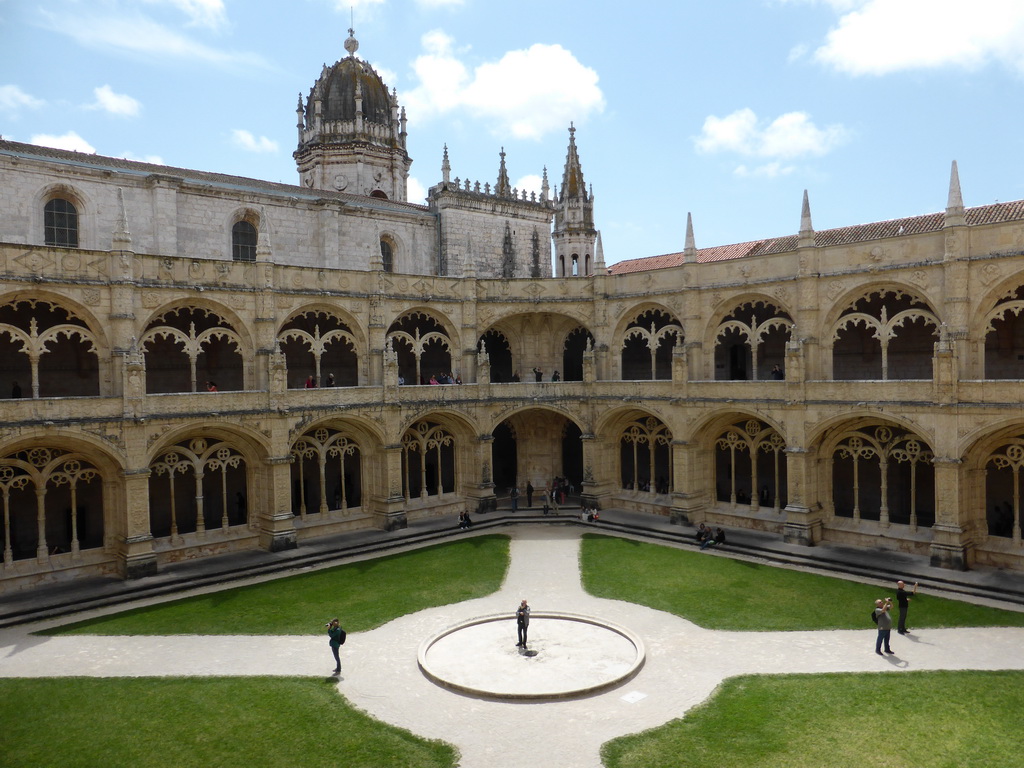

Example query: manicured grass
[580,533,1024,631]
[0,677,457,768]
[602,670,1024,768]
[44,534,509,636]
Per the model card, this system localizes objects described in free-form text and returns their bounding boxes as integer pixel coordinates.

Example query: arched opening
[1,447,104,564]
[279,310,359,387]
[387,312,453,385]
[290,426,363,518]
[562,327,593,382]
[491,422,518,493]
[832,290,938,381]
[620,416,672,493]
[829,424,934,528]
[148,437,249,540]
[0,300,100,398]
[713,418,788,510]
[142,307,245,393]
[480,330,513,382]
[620,309,682,380]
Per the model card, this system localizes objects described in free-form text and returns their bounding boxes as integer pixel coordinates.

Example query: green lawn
[602,670,1024,768]
[0,677,457,768]
[580,533,1024,631]
[43,534,509,636]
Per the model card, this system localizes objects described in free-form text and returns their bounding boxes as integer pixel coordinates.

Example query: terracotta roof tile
[607,200,1024,274]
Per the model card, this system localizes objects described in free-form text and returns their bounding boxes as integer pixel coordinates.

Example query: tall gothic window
[232,220,257,262]
[44,198,78,247]
[380,239,394,272]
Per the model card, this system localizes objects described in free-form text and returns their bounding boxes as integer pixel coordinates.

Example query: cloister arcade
[7,255,1024,586]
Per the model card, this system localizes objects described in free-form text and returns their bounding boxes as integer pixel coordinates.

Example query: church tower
[551,124,597,277]
[294,29,412,200]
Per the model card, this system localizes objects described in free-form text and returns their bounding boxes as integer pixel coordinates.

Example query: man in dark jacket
[327,617,345,674]
[516,599,531,647]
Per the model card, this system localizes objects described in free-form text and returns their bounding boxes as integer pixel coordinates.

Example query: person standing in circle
[327,617,346,675]
[516,599,531,648]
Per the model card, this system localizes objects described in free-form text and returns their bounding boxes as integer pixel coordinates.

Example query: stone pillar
[932,326,958,404]
[372,444,408,530]
[121,342,146,420]
[929,456,971,569]
[258,455,298,552]
[671,345,687,394]
[669,439,704,525]
[468,434,497,513]
[581,433,613,509]
[783,447,823,546]
[117,467,158,579]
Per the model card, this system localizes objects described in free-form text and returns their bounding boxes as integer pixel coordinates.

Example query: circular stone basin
[418,611,645,700]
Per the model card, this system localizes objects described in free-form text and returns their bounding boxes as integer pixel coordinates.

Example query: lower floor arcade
[2,402,1024,591]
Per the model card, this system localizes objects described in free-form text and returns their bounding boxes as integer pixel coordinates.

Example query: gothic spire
[684,212,697,263]
[559,123,587,202]
[496,147,511,197]
[945,160,966,227]
[442,144,451,184]
[798,189,815,248]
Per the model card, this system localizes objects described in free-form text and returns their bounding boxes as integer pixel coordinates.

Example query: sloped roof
[0,139,428,214]
[608,200,1024,275]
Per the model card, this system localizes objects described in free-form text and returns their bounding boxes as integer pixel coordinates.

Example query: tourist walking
[526,481,534,507]
[516,599,531,647]
[895,580,919,634]
[510,485,520,512]
[327,617,346,674]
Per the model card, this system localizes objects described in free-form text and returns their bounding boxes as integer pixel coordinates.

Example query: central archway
[491,409,585,505]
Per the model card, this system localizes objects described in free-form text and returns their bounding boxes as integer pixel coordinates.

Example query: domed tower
[552,124,597,277]
[294,28,411,200]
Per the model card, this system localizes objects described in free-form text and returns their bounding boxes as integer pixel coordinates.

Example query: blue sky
[2,0,1024,266]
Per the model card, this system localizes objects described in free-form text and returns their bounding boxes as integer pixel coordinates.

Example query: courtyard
[3,522,1024,767]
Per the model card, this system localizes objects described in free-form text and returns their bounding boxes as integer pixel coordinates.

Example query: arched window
[380,239,394,272]
[232,220,257,262]
[44,198,79,247]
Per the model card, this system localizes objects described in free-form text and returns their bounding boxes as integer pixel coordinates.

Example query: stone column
[669,439,704,525]
[257,455,298,552]
[783,447,823,546]
[117,467,158,579]
[466,434,497,513]
[581,433,613,509]
[929,456,971,569]
[371,444,408,531]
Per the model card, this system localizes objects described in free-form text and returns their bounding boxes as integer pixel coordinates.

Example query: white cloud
[231,129,278,153]
[120,151,166,165]
[39,9,271,70]
[407,177,428,204]
[31,132,96,154]
[142,0,228,30]
[403,32,604,140]
[696,108,847,159]
[810,0,1024,76]
[331,0,385,12]
[0,84,44,114]
[734,162,795,178]
[90,85,141,117]
[514,174,543,196]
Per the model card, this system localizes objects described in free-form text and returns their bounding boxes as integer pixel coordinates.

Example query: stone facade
[3,37,1024,593]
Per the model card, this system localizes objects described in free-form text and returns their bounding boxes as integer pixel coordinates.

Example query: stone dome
[309,56,394,126]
